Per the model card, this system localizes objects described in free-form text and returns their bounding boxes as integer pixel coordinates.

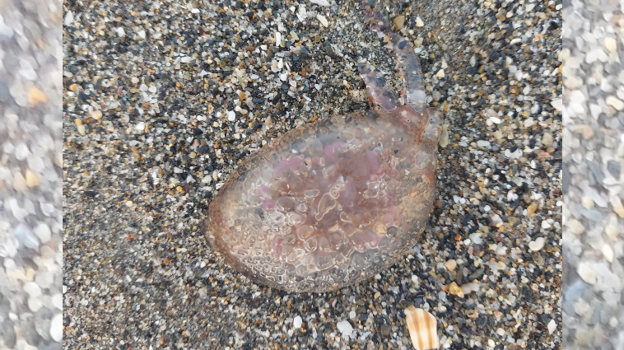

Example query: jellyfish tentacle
[358,61,400,111]
[359,1,427,112]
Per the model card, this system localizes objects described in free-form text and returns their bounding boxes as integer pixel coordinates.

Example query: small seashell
[404,306,439,350]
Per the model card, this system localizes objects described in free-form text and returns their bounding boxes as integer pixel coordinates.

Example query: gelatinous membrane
[206,106,441,292]
[205,3,443,292]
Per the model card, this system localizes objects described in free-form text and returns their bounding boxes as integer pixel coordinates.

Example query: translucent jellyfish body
[205,4,444,292]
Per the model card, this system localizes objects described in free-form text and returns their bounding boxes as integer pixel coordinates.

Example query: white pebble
[602,245,614,263]
[52,293,63,310]
[436,69,445,79]
[23,281,42,297]
[528,237,545,252]
[310,0,330,6]
[605,37,617,53]
[65,11,74,26]
[461,282,480,295]
[227,111,236,121]
[275,31,282,47]
[548,319,557,334]
[416,16,424,27]
[34,223,51,244]
[469,232,483,244]
[50,313,63,342]
[577,262,596,284]
[336,320,353,336]
[606,96,624,111]
[28,296,43,312]
[15,143,30,160]
[293,315,302,328]
[36,271,55,289]
[476,140,490,148]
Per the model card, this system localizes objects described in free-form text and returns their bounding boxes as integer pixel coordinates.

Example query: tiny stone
[28,87,48,105]
[15,143,30,160]
[541,133,553,147]
[605,224,619,239]
[548,319,556,334]
[461,282,479,295]
[449,282,464,297]
[317,14,329,27]
[415,16,424,27]
[35,271,54,289]
[444,259,457,272]
[436,69,445,79]
[52,293,62,310]
[527,202,538,216]
[14,224,39,250]
[566,219,584,235]
[293,315,302,328]
[50,313,62,342]
[135,122,145,132]
[438,124,449,148]
[91,110,103,120]
[25,169,39,188]
[577,263,596,284]
[606,96,624,111]
[605,37,617,53]
[23,281,42,297]
[393,15,405,30]
[603,245,614,263]
[610,195,624,218]
[476,140,490,148]
[528,237,545,252]
[28,296,42,312]
[607,160,621,179]
[336,320,353,336]
[13,171,27,192]
[34,223,51,243]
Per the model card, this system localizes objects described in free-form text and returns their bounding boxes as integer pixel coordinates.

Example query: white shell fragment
[404,306,439,350]
[317,14,329,27]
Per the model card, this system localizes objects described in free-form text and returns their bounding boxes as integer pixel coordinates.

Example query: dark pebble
[397,299,414,308]
[78,91,90,101]
[588,161,605,184]
[1,320,16,347]
[605,63,621,75]
[380,323,391,336]
[0,79,11,103]
[563,164,570,192]
[607,160,621,179]
[468,268,484,281]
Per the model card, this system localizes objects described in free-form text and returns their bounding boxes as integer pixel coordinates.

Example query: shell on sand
[404,306,439,350]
